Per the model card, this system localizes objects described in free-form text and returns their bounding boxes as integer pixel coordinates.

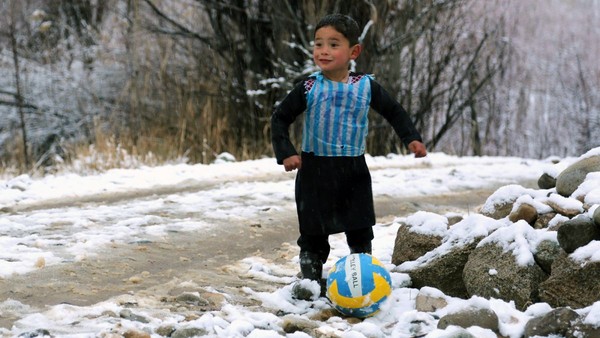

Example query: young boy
[271,14,427,299]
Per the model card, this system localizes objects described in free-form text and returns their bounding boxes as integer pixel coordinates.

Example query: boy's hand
[283,155,302,172]
[408,141,427,158]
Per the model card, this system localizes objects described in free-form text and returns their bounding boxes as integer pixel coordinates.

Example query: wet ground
[0,165,535,329]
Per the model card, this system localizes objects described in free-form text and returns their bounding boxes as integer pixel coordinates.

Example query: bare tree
[2,0,598,171]
[7,0,30,170]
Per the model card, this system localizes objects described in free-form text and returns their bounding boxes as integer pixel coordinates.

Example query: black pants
[297,226,374,263]
[295,153,376,235]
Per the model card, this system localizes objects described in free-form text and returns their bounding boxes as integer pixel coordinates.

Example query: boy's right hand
[283,155,302,172]
[408,140,427,158]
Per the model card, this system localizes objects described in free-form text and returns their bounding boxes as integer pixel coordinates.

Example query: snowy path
[0,153,546,334]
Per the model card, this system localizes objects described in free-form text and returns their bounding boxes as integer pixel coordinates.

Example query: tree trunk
[9,0,29,171]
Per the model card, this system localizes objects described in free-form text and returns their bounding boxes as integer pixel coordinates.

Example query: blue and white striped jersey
[271,71,422,165]
[302,72,372,156]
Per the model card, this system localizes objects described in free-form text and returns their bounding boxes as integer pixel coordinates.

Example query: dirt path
[0,184,509,328]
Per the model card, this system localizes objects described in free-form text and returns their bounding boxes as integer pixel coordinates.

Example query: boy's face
[313,26,361,80]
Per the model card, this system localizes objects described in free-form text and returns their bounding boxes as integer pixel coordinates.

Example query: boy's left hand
[408,141,427,158]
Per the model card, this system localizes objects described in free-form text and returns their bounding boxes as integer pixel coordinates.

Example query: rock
[463,242,548,309]
[538,172,557,189]
[556,215,600,253]
[594,206,600,226]
[447,214,463,226]
[399,241,479,298]
[282,316,320,334]
[155,325,176,337]
[546,194,584,217]
[533,212,557,229]
[175,292,209,306]
[124,330,151,338]
[437,307,499,333]
[308,308,339,322]
[556,155,600,197]
[480,185,531,220]
[547,214,570,231]
[201,292,226,309]
[523,307,579,338]
[480,199,515,220]
[415,289,448,312]
[568,321,600,337]
[119,309,150,323]
[16,329,51,338]
[392,224,443,265]
[508,203,538,225]
[533,239,562,274]
[171,327,209,338]
[539,252,600,308]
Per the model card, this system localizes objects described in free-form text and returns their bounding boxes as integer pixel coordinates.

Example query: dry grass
[0,121,273,178]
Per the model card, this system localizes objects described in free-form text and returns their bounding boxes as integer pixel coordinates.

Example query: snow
[403,211,448,237]
[397,214,506,271]
[1,151,600,337]
[478,221,556,266]
[547,193,584,213]
[574,172,600,204]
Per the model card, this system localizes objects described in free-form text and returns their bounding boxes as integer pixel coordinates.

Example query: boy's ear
[350,44,362,60]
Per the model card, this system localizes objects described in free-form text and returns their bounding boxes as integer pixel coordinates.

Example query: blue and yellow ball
[326,253,392,318]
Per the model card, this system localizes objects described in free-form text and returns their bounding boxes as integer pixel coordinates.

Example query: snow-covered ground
[1,152,598,337]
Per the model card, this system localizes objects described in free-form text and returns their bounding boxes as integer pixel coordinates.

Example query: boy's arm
[370,79,426,157]
[271,82,307,165]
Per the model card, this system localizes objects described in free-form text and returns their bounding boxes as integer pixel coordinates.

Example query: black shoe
[292,251,326,300]
[299,251,323,281]
[291,279,321,300]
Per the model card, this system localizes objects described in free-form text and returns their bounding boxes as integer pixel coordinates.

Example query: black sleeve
[369,78,423,146]
[270,81,307,164]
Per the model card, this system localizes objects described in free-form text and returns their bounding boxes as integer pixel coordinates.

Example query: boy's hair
[315,14,360,46]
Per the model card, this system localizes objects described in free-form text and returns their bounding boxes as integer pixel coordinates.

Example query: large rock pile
[392,148,600,336]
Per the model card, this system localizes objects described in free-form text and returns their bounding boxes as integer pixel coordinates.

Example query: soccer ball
[326,253,392,318]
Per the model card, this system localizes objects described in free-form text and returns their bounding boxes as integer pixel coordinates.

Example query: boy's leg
[346,227,374,254]
[293,233,329,300]
[296,233,330,280]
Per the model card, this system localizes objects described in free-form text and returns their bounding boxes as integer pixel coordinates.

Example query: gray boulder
[556,155,600,197]
[437,307,499,333]
[538,172,557,189]
[569,320,600,337]
[398,241,479,299]
[463,242,548,309]
[539,252,600,308]
[523,306,600,338]
[523,307,579,338]
[533,239,562,274]
[392,223,443,265]
[556,215,600,253]
[594,206,600,226]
